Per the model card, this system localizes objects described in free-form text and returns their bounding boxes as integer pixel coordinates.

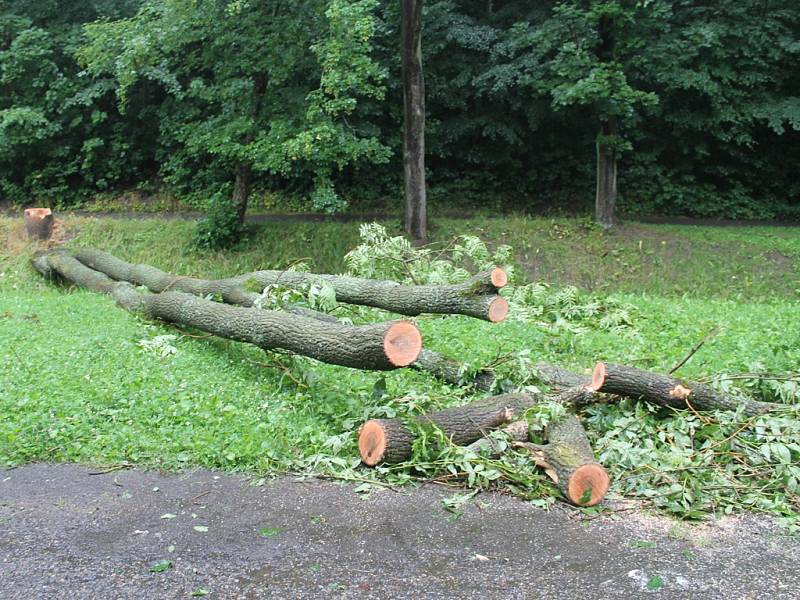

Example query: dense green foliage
[1,0,800,216]
[2,217,799,526]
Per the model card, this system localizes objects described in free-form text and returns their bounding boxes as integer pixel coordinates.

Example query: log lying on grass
[469,416,610,506]
[358,376,604,466]
[411,348,496,391]
[520,415,610,506]
[33,252,422,370]
[359,393,535,466]
[535,361,779,417]
[70,247,510,322]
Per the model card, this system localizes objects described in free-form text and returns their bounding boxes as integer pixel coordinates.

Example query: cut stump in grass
[24,208,54,241]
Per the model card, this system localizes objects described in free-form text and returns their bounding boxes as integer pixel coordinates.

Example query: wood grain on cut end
[567,464,610,506]
[487,297,509,323]
[382,320,422,366]
[590,362,607,392]
[490,267,508,288]
[24,208,52,219]
[358,420,387,466]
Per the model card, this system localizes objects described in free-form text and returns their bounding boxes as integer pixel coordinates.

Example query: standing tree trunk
[595,118,617,230]
[231,74,267,228]
[401,0,427,244]
[232,165,252,225]
[595,13,616,230]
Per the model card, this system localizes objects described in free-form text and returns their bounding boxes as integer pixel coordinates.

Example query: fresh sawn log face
[359,393,535,466]
[33,252,422,370]
[70,248,509,322]
[358,369,606,467]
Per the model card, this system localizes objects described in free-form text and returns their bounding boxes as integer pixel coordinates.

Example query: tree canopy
[2,0,799,225]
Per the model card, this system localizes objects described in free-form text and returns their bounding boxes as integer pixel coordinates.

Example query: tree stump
[24,208,54,241]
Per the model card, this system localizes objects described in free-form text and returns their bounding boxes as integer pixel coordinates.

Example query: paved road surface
[1,464,797,599]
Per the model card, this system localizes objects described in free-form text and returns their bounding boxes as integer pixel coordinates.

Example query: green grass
[1,215,799,523]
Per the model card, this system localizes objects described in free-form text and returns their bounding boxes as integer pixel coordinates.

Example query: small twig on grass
[243,356,308,388]
[669,325,720,375]
[311,473,402,492]
[88,463,132,476]
[189,490,210,503]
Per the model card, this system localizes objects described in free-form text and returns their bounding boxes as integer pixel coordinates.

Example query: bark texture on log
[411,348,496,391]
[71,248,508,322]
[537,361,778,417]
[33,252,422,371]
[532,415,610,506]
[359,393,536,466]
[464,384,601,457]
[24,208,54,241]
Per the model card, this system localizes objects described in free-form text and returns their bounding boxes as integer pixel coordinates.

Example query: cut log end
[488,297,509,323]
[358,420,388,466]
[590,362,607,392]
[567,464,610,506]
[382,321,422,366]
[490,267,508,288]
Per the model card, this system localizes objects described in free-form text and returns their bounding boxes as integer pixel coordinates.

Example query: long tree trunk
[33,252,422,371]
[401,0,427,244]
[595,118,617,230]
[69,248,509,322]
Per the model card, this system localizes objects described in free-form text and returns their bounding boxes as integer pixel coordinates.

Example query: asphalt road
[1,464,797,599]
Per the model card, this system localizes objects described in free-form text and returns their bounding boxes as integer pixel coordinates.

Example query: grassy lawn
[1,215,799,523]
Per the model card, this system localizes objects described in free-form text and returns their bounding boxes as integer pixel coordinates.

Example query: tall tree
[401,0,427,243]
[79,0,389,246]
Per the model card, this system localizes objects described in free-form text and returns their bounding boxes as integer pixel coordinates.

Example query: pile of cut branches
[32,237,794,510]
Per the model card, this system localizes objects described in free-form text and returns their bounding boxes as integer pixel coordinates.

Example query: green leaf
[193,525,209,533]
[191,588,211,597]
[646,575,663,590]
[259,526,281,538]
[149,559,172,573]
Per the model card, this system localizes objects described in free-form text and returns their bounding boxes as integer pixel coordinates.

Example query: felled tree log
[24,208,54,240]
[358,374,604,466]
[536,361,779,417]
[70,248,510,322]
[519,415,610,506]
[411,348,496,391]
[464,382,604,457]
[359,393,535,465]
[33,252,422,370]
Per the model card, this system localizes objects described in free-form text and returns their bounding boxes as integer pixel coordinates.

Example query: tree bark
[595,118,617,230]
[401,0,427,244]
[526,415,610,506]
[70,248,509,322]
[232,164,252,226]
[411,348,496,391]
[358,381,600,466]
[231,74,267,227]
[536,361,780,417]
[359,393,535,465]
[24,208,54,241]
[33,252,422,371]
